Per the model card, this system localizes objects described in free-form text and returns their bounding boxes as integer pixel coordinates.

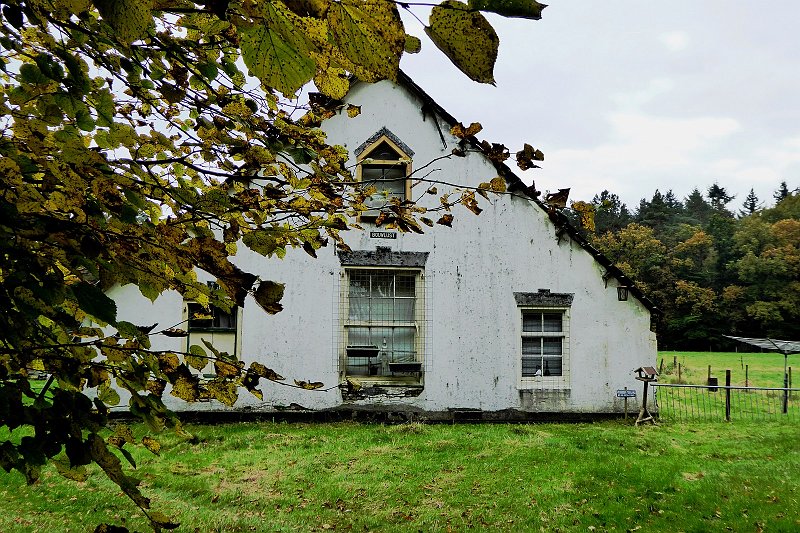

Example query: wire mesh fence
[653,382,800,422]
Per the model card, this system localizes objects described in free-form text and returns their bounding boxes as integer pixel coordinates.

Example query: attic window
[357,134,412,220]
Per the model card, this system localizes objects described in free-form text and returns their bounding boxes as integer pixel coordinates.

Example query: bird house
[634,366,658,382]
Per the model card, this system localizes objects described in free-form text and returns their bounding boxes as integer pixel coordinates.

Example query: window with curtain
[521,311,566,378]
[344,269,420,377]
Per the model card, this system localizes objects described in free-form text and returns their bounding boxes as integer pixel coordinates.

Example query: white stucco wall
[111,79,657,416]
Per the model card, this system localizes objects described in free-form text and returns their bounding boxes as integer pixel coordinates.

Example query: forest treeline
[566,182,800,350]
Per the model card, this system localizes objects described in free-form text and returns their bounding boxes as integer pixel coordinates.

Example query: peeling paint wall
[111,79,657,416]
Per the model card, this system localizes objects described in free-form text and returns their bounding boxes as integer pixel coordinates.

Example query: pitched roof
[348,72,658,315]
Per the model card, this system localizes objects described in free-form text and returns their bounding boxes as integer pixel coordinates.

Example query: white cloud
[537,113,742,203]
[659,31,690,52]
[611,78,675,110]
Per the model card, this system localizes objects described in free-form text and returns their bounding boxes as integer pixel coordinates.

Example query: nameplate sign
[616,389,636,398]
[370,231,397,239]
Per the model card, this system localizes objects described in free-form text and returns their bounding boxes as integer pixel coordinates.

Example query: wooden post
[784,369,789,414]
[673,355,677,370]
[725,370,731,422]
[745,364,748,387]
[659,359,664,373]
[624,387,629,420]
[707,365,712,380]
[678,363,682,384]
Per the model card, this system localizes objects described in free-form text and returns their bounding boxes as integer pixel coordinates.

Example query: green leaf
[19,63,49,85]
[468,0,546,20]
[149,511,180,530]
[426,1,499,84]
[94,0,153,45]
[54,457,88,482]
[238,3,317,96]
[70,281,117,324]
[252,280,285,314]
[75,108,95,131]
[98,383,121,406]
[327,0,405,81]
[196,61,219,80]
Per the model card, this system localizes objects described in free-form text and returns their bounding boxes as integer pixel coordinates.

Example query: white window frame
[519,307,570,388]
[340,267,424,384]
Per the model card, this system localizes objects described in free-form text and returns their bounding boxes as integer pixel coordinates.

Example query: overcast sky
[399,1,799,211]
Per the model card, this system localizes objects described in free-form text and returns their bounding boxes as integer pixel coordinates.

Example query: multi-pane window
[187,303,237,332]
[344,269,420,377]
[185,303,240,373]
[521,311,565,377]
[358,139,411,219]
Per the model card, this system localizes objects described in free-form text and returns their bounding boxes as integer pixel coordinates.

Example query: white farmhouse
[110,73,658,420]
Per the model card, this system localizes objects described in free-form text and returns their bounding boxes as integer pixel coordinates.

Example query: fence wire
[653,383,800,422]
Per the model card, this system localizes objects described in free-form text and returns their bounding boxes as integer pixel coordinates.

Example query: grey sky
[399,1,799,211]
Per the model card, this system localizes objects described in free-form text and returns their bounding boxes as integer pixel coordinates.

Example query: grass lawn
[1,420,798,532]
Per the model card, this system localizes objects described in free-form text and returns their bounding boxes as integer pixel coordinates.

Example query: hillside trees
[0,0,546,529]
[588,185,800,349]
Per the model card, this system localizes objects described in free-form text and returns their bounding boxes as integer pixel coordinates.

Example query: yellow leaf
[327,0,405,81]
[404,34,422,54]
[294,379,324,390]
[206,380,239,406]
[489,176,506,193]
[426,1,498,84]
[141,436,161,456]
[314,67,350,99]
[346,104,361,118]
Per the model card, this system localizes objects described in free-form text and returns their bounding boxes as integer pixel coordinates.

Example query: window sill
[344,376,423,388]
[518,379,569,390]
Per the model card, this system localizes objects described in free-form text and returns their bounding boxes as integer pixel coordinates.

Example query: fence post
[678,363,682,383]
[707,365,711,381]
[784,371,789,415]
[745,364,748,387]
[725,370,731,422]
[673,355,677,370]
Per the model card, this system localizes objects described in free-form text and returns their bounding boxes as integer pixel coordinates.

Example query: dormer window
[357,136,412,220]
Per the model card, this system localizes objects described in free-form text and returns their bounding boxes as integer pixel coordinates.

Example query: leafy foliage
[584,185,800,349]
[0,0,545,530]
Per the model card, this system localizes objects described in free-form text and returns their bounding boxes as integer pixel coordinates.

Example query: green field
[2,353,798,531]
[658,351,795,387]
[1,422,799,531]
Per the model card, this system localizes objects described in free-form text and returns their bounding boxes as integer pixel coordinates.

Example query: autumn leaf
[426,1,499,84]
[515,143,544,170]
[450,122,482,139]
[253,280,285,314]
[249,361,285,381]
[160,328,188,337]
[437,214,454,227]
[327,0,406,81]
[405,35,422,54]
[294,379,324,390]
[141,436,161,456]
